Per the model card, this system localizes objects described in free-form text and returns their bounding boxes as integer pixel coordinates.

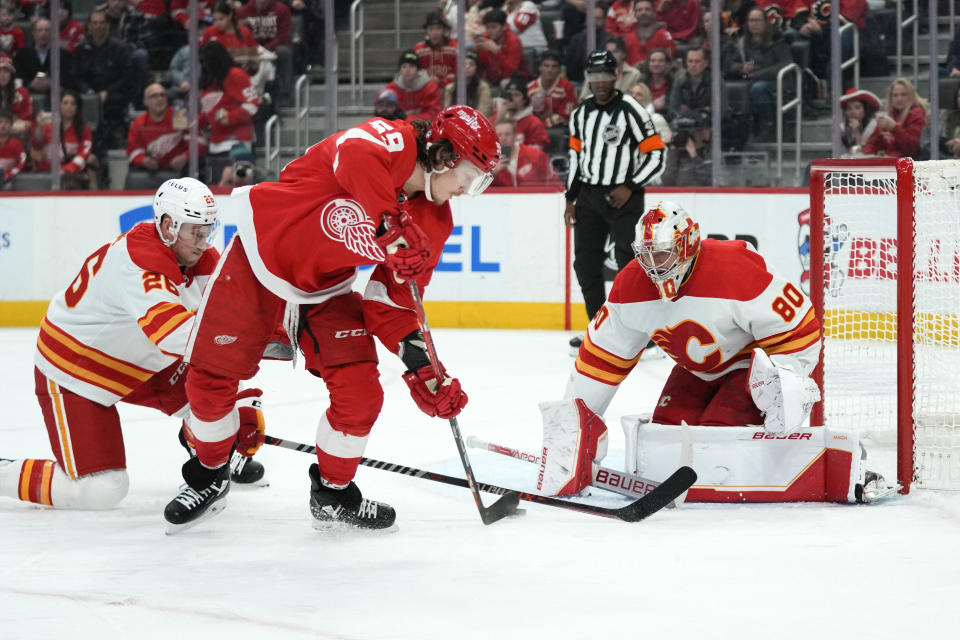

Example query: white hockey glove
[748,348,821,435]
[536,399,608,496]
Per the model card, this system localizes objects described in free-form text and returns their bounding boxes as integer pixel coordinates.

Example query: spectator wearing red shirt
[0,109,25,185]
[198,40,259,163]
[31,90,97,189]
[384,50,442,123]
[128,0,167,17]
[492,118,556,187]
[58,1,85,54]
[475,9,527,87]
[606,0,638,37]
[0,4,25,57]
[625,0,676,66]
[127,82,203,175]
[655,0,701,43]
[862,78,929,159]
[414,12,457,89]
[527,50,576,129]
[236,0,294,105]
[496,74,549,151]
[638,47,674,114]
[0,55,32,137]
[171,0,216,28]
[202,1,259,70]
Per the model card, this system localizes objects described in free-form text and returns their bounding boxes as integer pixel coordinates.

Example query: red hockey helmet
[428,105,501,194]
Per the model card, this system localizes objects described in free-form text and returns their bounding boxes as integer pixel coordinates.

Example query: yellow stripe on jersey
[18,459,33,502]
[48,380,77,479]
[583,333,642,369]
[146,310,194,345]
[36,338,136,398]
[138,302,181,329]
[40,318,153,382]
[574,358,630,385]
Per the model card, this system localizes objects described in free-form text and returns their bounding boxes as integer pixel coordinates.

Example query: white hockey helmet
[153,177,219,246]
[631,200,701,300]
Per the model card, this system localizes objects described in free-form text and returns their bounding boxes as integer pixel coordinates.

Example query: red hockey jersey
[32,121,92,171]
[361,193,453,352]
[199,67,259,153]
[0,25,25,56]
[234,117,418,303]
[7,85,33,127]
[477,28,527,84]
[625,27,676,66]
[527,76,577,128]
[127,107,204,169]
[492,142,556,187]
[514,110,549,150]
[59,19,83,54]
[606,0,638,36]
[414,38,458,88]
[0,134,25,180]
[385,71,442,123]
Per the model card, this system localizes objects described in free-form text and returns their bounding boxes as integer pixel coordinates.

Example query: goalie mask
[424,105,500,201]
[153,177,220,247]
[632,201,701,300]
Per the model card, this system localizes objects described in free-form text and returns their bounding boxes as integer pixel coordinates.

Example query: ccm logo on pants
[334,329,368,338]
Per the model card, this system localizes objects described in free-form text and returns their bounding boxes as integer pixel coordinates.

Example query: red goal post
[809,158,960,493]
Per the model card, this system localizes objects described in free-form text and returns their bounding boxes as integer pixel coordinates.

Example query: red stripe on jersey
[139,302,194,345]
[38,318,154,397]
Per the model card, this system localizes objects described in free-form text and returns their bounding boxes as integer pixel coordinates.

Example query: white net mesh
[818,160,960,490]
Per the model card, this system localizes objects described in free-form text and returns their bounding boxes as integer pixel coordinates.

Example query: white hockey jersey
[34,222,220,406]
[568,239,821,415]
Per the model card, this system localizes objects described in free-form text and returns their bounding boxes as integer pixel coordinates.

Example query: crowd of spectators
[0,0,305,191]
[377,1,933,189]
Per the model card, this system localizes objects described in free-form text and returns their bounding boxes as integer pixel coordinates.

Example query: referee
[565,49,665,351]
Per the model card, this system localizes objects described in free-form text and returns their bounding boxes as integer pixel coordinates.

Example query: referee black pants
[573,185,645,322]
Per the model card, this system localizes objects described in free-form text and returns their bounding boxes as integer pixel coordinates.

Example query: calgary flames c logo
[651,320,722,372]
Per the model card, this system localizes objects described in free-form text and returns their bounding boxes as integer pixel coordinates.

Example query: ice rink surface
[2,327,959,640]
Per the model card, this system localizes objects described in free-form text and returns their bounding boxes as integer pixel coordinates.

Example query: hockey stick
[406,280,520,525]
[465,435,672,503]
[264,434,697,522]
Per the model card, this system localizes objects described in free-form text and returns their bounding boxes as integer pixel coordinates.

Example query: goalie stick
[465,435,677,504]
[406,280,520,525]
[264,434,697,522]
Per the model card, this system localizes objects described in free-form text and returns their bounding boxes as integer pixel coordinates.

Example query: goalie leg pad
[748,348,821,435]
[537,399,608,496]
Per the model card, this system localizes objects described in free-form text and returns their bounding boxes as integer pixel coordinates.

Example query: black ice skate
[164,458,230,533]
[229,449,268,487]
[308,463,396,531]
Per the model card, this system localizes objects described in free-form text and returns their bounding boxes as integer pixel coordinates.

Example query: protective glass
[454,161,494,196]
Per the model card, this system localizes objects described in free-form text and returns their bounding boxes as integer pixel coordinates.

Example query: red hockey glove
[376,213,431,281]
[402,365,468,419]
[235,388,265,457]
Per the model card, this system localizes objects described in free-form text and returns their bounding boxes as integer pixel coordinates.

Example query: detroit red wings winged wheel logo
[319,198,385,262]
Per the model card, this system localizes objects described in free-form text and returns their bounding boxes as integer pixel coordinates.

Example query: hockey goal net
[809,158,960,493]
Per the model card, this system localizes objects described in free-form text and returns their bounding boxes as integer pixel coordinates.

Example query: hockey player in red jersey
[535,201,891,503]
[0,178,268,514]
[171,106,501,531]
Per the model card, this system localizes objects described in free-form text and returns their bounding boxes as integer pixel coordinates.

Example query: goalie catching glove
[376,212,431,282]
[748,348,821,435]
[536,399,608,496]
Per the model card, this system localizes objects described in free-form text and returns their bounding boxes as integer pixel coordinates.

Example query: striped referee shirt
[565,92,666,201]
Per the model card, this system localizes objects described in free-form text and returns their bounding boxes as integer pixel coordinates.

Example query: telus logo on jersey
[319,198,384,262]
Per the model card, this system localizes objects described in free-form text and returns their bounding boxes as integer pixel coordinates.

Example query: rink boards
[0,187,813,328]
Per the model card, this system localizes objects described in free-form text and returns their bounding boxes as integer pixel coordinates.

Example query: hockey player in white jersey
[0,178,267,516]
[538,201,888,502]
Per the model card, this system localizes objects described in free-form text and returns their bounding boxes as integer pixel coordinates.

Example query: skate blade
[310,519,399,535]
[164,498,229,535]
[231,475,270,488]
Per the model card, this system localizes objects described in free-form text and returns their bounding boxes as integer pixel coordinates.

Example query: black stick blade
[480,490,522,525]
[616,466,697,523]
